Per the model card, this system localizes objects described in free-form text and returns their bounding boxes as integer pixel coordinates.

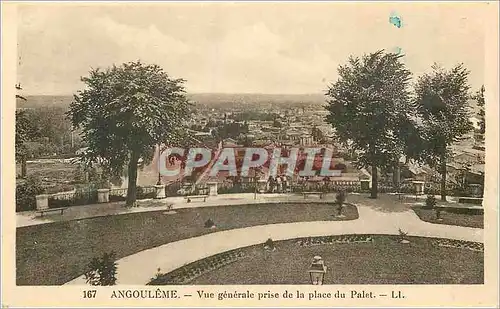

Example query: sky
[17,2,487,95]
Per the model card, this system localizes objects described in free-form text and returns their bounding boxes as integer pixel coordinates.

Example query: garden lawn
[412,206,483,228]
[16,202,357,285]
[185,236,483,285]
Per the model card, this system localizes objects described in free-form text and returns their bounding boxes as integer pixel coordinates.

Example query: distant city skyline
[17,3,486,95]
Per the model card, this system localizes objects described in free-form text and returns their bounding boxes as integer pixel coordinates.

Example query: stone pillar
[207,182,218,196]
[97,189,110,203]
[412,181,425,195]
[35,194,49,210]
[154,185,166,199]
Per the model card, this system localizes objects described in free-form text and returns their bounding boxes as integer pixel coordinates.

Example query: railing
[291,180,361,193]
[423,182,483,198]
[165,181,210,196]
[47,185,157,208]
[218,181,256,194]
[48,189,98,208]
[38,179,484,210]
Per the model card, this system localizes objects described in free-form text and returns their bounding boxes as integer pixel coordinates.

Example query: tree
[16,84,37,178]
[272,119,282,128]
[68,61,192,206]
[413,64,473,201]
[325,50,412,198]
[311,126,326,143]
[393,112,425,186]
[16,109,41,177]
[84,251,117,286]
[473,85,485,142]
[211,122,248,140]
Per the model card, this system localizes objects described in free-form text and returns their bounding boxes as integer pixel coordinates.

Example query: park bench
[458,197,483,205]
[302,191,325,199]
[185,195,209,203]
[435,203,484,215]
[37,207,66,217]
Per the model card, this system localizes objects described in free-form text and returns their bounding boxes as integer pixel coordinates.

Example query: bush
[72,166,86,184]
[264,238,275,250]
[84,252,118,286]
[333,163,347,173]
[335,191,347,216]
[204,219,216,228]
[335,190,347,205]
[424,195,437,209]
[435,207,443,220]
[16,175,45,212]
[398,229,409,243]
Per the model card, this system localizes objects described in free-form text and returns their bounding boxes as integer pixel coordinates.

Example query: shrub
[72,166,86,184]
[335,190,347,204]
[84,252,118,286]
[333,163,347,173]
[151,268,164,281]
[435,207,443,220]
[398,229,409,243]
[97,177,111,189]
[204,219,215,228]
[335,191,347,215]
[16,175,45,212]
[424,195,437,209]
[264,238,276,251]
[110,175,123,187]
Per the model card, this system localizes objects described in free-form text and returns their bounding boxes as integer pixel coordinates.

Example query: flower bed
[412,205,484,228]
[296,234,374,247]
[148,249,245,285]
[152,235,484,285]
[432,238,483,252]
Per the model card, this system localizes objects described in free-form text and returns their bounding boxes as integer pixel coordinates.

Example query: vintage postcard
[2,1,499,308]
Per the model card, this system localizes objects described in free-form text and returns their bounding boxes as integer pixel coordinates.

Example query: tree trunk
[440,154,447,202]
[393,162,400,188]
[126,152,139,206]
[370,165,378,199]
[21,155,27,178]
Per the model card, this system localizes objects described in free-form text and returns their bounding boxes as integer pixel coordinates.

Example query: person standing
[268,176,275,193]
[282,175,289,193]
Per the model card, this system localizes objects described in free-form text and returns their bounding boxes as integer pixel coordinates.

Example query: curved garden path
[64,195,483,285]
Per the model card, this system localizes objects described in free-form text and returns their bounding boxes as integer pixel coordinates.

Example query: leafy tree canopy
[15,109,42,161]
[413,63,473,168]
[325,50,412,170]
[68,61,192,178]
[473,85,485,135]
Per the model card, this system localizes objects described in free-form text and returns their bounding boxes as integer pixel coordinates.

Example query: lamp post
[308,256,327,285]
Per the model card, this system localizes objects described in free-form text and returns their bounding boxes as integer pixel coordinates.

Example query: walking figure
[276,176,282,193]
